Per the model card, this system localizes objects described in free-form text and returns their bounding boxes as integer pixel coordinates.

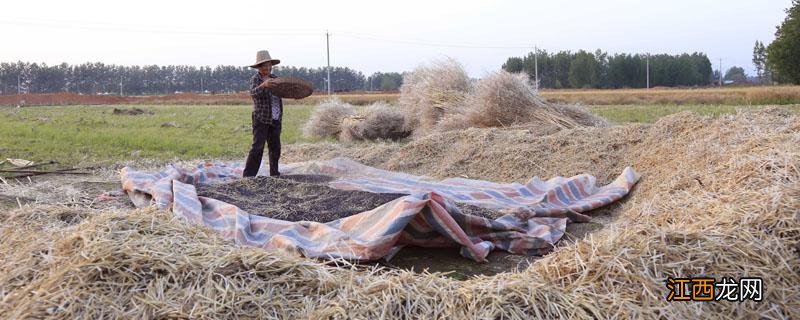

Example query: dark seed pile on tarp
[195,174,502,223]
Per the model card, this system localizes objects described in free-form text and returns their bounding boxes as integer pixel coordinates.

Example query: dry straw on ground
[339,101,410,142]
[399,58,473,135]
[462,71,607,130]
[302,97,355,139]
[1,108,798,318]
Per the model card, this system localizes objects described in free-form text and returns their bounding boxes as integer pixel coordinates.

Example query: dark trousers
[243,116,281,177]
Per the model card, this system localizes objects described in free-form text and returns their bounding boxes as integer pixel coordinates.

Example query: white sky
[0,0,791,77]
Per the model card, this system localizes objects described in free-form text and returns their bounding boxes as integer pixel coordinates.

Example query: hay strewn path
[1,108,798,318]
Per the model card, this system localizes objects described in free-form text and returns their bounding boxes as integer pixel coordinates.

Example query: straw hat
[249,50,281,68]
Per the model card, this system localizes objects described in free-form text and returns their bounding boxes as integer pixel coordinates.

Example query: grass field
[1,103,797,165]
[0,104,314,164]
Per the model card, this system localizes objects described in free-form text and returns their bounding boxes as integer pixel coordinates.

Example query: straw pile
[302,98,355,139]
[396,60,607,136]
[1,108,798,318]
[340,102,411,142]
[398,58,472,134]
[463,71,607,129]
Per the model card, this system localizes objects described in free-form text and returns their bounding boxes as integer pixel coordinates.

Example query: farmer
[243,50,283,177]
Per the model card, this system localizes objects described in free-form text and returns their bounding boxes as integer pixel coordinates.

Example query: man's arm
[249,75,266,97]
[250,76,277,97]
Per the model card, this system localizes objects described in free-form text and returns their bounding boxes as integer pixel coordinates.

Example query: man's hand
[260,78,277,89]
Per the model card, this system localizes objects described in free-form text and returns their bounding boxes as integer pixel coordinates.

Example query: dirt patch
[195,174,502,222]
[112,107,153,115]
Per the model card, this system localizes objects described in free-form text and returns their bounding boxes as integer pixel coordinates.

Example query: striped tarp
[120,158,640,262]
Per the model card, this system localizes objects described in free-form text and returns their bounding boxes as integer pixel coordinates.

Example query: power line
[0,17,320,37]
[0,16,321,32]
[336,31,531,49]
[2,16,538,50]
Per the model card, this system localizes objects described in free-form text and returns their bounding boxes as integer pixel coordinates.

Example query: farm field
[540,85,800,105]
[1,104,797,318]
[3,85,800,107]
[1,87,798,318]
[1,103,798,165]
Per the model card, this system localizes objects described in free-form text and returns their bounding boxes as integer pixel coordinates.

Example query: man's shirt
[250,73,282,124]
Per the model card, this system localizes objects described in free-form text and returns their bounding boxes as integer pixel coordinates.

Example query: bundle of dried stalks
[338,114,366,141]
[556,103,609,127]
[398,58,472,134]
[302,98,356,139]
[1,108,798,318]
[462,71,606,130]
[339,102,410,142]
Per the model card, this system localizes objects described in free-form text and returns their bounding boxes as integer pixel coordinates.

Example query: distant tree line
[0,62,404,95]
[503,50,714,89]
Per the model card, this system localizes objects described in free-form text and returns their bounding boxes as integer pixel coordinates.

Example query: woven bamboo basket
[271,78,314,99]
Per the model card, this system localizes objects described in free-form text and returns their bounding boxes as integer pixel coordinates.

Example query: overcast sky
[1,0,791,77]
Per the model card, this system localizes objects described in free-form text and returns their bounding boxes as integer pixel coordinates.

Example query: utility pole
[326,30,332,95]
[17,73,21,95]
[200,76,204,93]
[646,53,650,90]
[719,58,723,86]
[119,74,123,96]
[534,45,538,85]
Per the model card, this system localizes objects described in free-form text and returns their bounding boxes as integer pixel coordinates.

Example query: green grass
[1,104,796,165]
[589,104,800,124]
[0,104,314,165]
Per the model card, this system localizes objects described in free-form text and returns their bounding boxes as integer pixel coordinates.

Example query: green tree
[767,0,800,84]
[594,49,610,88]
[568,50,599,88]
[753,41,768,83]
[502,57,524,73]
[691,52,714,86]
[724,66,747,83]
